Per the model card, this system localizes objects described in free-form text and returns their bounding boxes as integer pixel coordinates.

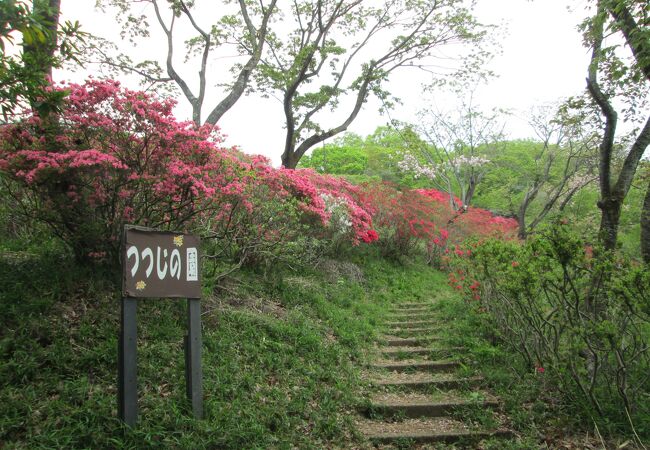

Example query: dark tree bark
[607,3,650,83]
[641,178,650,263]
[281,76,372,169]
[465,177,478,207]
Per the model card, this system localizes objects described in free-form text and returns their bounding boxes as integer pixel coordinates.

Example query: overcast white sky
[57,0,592,166]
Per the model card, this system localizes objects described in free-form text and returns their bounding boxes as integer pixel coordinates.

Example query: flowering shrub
[417,188,518,246]
[448,221,650,435]
[205,161,378,270]
[348,184,517,263]
[0,80,377,264]
[276,168,376,245]
[358,183,448,260]
[450,206,518,242]
[1,80,235,261]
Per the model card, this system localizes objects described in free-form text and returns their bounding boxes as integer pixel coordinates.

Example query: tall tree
[513,105,597,239]
[93,0,277,125]
[255,0,489,168]
[22,0,60,81]
[583,0,650,250]
[396,96,503,209]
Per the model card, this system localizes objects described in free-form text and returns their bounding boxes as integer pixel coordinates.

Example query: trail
[356,300,512,447]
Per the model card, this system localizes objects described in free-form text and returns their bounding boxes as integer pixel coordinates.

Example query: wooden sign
[118,225,203,427]
[122,227,201,298]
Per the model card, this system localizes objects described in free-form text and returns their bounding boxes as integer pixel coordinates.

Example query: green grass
[0,250,368,448]
[1,244,449,448]
[3,240,638,448]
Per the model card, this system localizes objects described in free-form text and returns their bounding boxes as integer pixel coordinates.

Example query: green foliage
[451,223,650,440]
[432,260,645,448]
[299,126,432,187]
[300,143,368,175]
[0,0,84,119]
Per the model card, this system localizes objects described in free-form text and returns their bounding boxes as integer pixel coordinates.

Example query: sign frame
[118,225,203,426]
[122,225,201,299]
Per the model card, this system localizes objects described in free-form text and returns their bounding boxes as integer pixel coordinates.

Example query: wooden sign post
[119,226,203,426]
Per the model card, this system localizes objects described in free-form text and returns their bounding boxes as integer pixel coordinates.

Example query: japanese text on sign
[122,227,201,298]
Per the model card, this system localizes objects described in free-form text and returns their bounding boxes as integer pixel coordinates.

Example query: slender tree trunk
[517,209,527,240]
[23,0,61,81]
[641,180,650,263]
[597,197,622,251]
[464,177,477,206]
[21,0,62,151]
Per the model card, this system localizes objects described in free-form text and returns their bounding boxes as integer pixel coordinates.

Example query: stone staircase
[357,301,512,446]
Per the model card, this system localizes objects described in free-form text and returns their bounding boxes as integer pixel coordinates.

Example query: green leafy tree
[299,126,429,186]
[509,105,598,239]
[92,0,277,125]
[637,163,650,261]
[0,0,83,121]
[299,136,368,175]
[582,0,650,252]
[255,0,490,168]
[364,125,429,186]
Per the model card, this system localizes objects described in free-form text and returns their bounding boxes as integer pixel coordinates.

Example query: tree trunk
[281,146,299,169]
[464,177,477,207]
[23,0,61,81]
[21,0,62,151]
[517,209,527,240]
[597,197,622,251]
[641,180,650,263]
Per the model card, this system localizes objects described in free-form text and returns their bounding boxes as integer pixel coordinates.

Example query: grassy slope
[0,243,454,449]
[4,241,626,449]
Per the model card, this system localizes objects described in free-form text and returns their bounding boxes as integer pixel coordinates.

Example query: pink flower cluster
[0,80,378,259]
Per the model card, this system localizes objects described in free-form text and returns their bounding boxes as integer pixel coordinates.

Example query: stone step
[380,336,441,347]
[385,327,438,336]
[386,314,438,322]
[371,374,484,390]
[366,392,499,418]
[393,302,433,307]
[357,417,512,445]
[384,320,439,328]
[370,360,459,373]
[390,306,433,312]
[388,310,433,317]
[387,310,438,317]
[379,346,462,358]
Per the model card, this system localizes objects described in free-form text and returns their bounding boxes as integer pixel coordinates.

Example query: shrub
[359,183,448,260]
[0,80,243,263]
[449,221,650,437]
[0,80,379,268]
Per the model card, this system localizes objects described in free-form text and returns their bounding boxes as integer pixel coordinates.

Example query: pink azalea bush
[0,79,516,268]
[0,80,377,264]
